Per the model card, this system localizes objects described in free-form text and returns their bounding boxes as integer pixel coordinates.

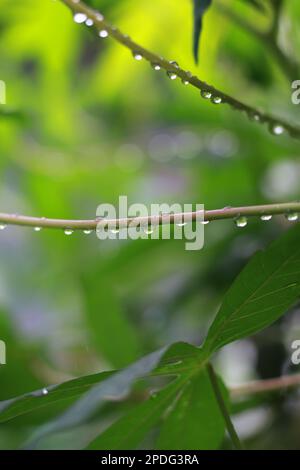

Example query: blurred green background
[0,0,300,449]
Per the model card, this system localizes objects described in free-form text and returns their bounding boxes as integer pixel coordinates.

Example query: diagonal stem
[59,0,300,140]
[207,363,244,450]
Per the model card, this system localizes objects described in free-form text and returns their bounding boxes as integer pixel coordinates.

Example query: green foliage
[0,0,300,451]
[1,225,299,449]
[204,223,300,354]
[192,0,212,62]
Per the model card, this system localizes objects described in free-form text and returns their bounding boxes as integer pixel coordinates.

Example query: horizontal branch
[60,0,300,140]
[231,373,300,398]
[0,202,299,231]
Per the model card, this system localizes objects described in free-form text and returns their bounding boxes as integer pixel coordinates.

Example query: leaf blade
[204,224,300,354]
[193,0,212,63]
[157,368,226,450]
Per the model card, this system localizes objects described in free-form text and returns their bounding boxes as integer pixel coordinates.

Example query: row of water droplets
[234,212,299,228]
[71,6,289,138]
[0,212,298,234]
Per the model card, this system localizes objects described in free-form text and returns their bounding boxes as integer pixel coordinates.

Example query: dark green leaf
[193,0,212,63]
[87,376,186,450]
[0,371,113,424]
[24,343,198,448]
[203,224,300,355]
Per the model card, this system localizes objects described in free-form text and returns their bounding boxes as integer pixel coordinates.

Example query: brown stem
[0,202,299,230]
[231,373,300,398]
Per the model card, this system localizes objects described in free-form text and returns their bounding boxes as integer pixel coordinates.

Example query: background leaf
[193,0,212,62]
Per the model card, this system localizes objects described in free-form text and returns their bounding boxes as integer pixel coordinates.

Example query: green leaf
[193,0,212,63]
[87,344,227,450]
[203,224,300,355]
[241,0,266,13]
[24,343,198,449]
[157,368,226,450]
[0,371,113,424]
[87,376,186,450]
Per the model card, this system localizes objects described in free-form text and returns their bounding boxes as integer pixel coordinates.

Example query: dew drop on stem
[133,51,143,61]
[285,212,299,222]
[211,96,222,105]
[73,13,87,24]
[167,71,177,80]
[201,90,212,99]
[235,216,248,228]
[99,29,109,38]
[260,215,272,221]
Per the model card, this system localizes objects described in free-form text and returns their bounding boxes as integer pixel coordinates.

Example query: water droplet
[260,215,272,221]
[85,18,94,27]
[151,63,161,71]
[169,60,179,68]
[176,222,187,227]
[202,220,210,225]
[211,96,222,105]
[133,51,143,60]
[0,224,6,230]
[34,226,42,232]
[74,13,87,24]
[83,229,92,235]
[201,90,212,99]
[181,78,189,85]
[235,216,248,228]
[95,13,104,22]
[271,124,284,136]
[248,111,261,122]
[64,229,73,236]
[167,71,177,80]
[286,212,299,222]
[98,29,108,38]
[110,228,120,234]
[42,388,49,396]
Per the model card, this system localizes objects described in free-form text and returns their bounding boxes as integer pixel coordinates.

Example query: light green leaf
[204,224,300,355]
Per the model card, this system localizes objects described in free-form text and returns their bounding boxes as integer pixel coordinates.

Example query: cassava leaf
[0,371,113,424]
[88,367,227,450]
[192,0,212,63]
[24,342,202,449]
[157,368,227,450]
[87,376,186,450]
[203,224,300,355]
